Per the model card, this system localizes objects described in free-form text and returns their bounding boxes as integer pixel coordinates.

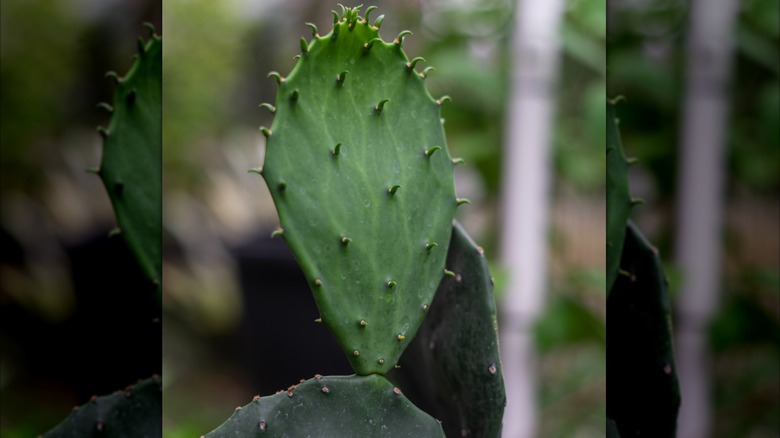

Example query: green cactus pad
[259,6,457,374]
[42,376,162,437]
[607,222,680,436]
[204,374,445,437]
[96,30,161,298]
[606,100,632,296]
[393,221,505,437]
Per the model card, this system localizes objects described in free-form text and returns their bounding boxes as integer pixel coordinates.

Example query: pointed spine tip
[436,95,452,106]
[364,6,377,23]
[97,126,110,139]
[267,71,285,85]
[142,22,156,37]
[388,184,401,195]
[305,22,319,37]
[332,143,343,156]
[631,198,645,206]
[406,57,425,71]
[397,334,405,341]
[300,37,309,55]
[85,167,101,175]
[104,71,122,83]
[374,99,390,114]
[336,71,349,86]
[314,317,322,323]
[374,14,385,29]
[387,280,397,288]
[420,66,435,78]
[96,102,113,113]
[425,242,438,251]
[394,30,412,46]
[108,228,121,238]
[444,269,456,277]
[260,127,272,138]
[341,236,352,245]
[289,89,300,102]
[424,146,441,157]
[359,319,367,327]
[259,103,276,114]
[452,157,465,165]
[271,227,284,238]
[456,197,471,206]
[364,38,382,53]
[248,167,263,175]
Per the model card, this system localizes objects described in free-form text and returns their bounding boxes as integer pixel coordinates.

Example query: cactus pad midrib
[204,374,445,437]
[98,35,162,297]
[262,14,457,374]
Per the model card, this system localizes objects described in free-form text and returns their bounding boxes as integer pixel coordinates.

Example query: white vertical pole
[499,0,564,436]
[675,1,738,437]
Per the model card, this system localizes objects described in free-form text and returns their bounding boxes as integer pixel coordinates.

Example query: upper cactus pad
[259,6,457,374]
[96,29,162,298]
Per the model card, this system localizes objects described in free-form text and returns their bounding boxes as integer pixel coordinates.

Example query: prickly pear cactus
[394,221,505,437]
[94,25,162,298]
[42,376,162,437]
[607,222,680,437]
[606,100,632,295]
[205,374,444,437]
[257,5,458,375]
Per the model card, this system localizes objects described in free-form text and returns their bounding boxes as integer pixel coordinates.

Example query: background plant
[0,1,162,435]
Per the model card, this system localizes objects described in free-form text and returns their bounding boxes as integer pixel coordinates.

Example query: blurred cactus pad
[42,376,162,438]
[257,4,458,375]
[95,25,162,299]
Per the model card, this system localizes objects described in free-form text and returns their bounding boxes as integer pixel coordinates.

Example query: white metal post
[675,1,738,437]
[499,0,564,436]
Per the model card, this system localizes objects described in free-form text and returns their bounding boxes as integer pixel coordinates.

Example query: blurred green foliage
[0,0,79,192]
[609,0,779,436]
[162,0,246,190]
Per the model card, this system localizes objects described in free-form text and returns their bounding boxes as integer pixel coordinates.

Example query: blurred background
[0,0,161,435]
[161,0,605,436]
[608,0,779,436]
